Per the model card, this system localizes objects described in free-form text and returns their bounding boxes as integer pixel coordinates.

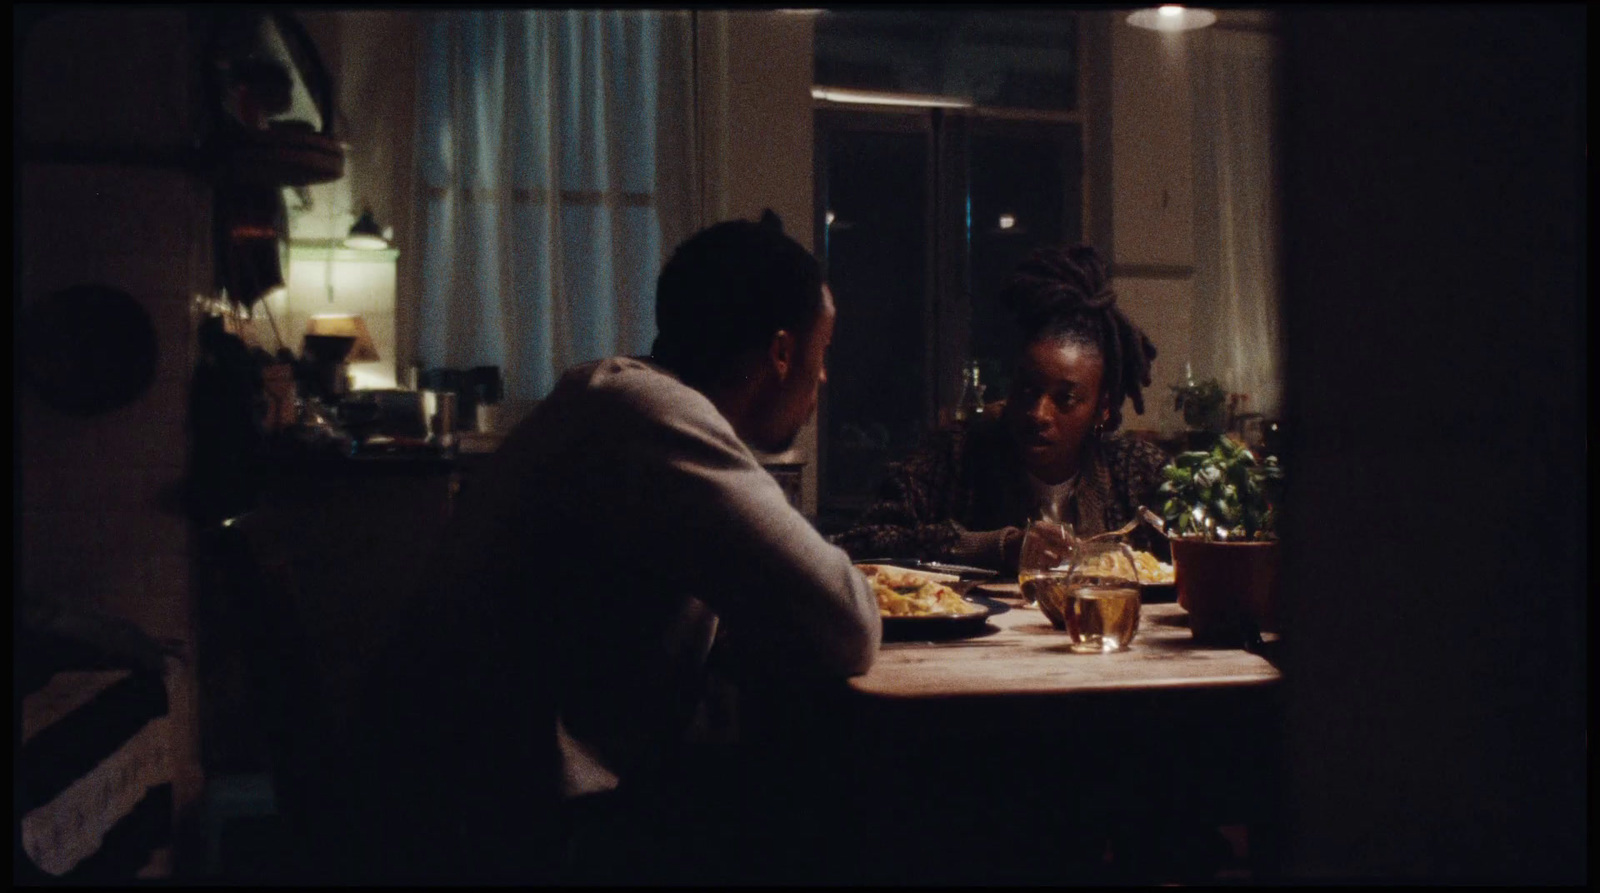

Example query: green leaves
[1158,433,1284,541]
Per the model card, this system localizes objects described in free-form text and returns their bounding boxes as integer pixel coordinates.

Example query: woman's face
[1003,338,1108,483]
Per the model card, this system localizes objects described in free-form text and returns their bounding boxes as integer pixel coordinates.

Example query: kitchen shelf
[287,239,399,263]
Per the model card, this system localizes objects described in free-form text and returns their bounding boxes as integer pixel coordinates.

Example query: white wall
[1105,10,1281,436]
[1109,17,1198,271]
[1107,11,1200,436]
[713,10,821,516]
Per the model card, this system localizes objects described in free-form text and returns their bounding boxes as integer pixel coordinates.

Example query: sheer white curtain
[415,10,697,402]
[1191,26,1284,418]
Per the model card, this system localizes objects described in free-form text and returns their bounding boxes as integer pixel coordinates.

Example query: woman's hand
[1018,520,1074,577]
[949,524,1027,574]
[1001,526,1025,576]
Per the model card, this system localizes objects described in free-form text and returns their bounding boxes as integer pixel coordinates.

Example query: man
[329,211,879,883]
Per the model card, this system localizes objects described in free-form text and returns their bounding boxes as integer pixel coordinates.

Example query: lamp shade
[306,313,379,362]
[345,207,389,249]
[302,333,356,366]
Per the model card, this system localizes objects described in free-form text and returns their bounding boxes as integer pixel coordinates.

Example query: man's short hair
[652,210,824,388]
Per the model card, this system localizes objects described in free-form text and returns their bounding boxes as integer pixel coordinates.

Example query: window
[816,9,1079,112]
[813,10,1088,524]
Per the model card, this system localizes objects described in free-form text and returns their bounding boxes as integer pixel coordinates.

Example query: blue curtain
[416,10,695,401]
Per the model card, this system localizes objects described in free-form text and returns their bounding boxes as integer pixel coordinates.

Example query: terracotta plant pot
[1170,538,1281,643]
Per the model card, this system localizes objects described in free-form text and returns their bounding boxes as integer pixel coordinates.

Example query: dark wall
[1276,6,1585,882]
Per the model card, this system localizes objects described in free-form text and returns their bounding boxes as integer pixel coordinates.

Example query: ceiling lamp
[1126,5,1218,32]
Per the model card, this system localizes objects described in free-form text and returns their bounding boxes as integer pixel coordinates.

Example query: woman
[834,244,1170,571]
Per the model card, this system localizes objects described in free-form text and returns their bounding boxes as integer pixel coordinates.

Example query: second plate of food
[1130,550,1178,602]
[857,563,1004,641]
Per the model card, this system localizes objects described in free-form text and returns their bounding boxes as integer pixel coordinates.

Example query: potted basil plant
[1157,435,1285,643]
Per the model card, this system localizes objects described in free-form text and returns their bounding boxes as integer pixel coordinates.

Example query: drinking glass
[1057,540,1143,653]
[1017,519,1074,610]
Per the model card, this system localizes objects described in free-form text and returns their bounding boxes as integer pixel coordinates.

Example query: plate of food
[856,563,1004,640]
[1131,550,1177,602]
[970,579,1022,598]
[963,551,1175,602]
[852,558,999,581]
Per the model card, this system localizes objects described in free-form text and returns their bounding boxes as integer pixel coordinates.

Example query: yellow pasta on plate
[1131,551,1175,585]
[856,564,983,617]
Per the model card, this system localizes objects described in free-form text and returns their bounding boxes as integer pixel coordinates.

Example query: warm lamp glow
[306,313,379,363]
[1127,5,1217,31]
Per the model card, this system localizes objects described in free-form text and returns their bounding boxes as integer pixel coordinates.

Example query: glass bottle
[954,360,986,422]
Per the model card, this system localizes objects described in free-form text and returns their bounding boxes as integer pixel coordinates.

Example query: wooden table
[748,596,1286,884]
[858,598,1281,698]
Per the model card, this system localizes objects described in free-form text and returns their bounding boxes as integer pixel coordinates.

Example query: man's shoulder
[550,356,717,420]
[512,357,747,466]
[560,355,675,395]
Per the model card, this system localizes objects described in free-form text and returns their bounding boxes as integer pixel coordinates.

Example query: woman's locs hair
[997,244,1158,433]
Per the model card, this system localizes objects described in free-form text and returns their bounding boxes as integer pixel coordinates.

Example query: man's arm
[618,389,881,678]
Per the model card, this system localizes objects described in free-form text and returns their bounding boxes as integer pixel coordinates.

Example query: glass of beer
[1060,540,1143,653]
[1017,519,1074,610]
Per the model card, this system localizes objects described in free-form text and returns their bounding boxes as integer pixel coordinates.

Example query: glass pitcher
[1057,540,1143,653]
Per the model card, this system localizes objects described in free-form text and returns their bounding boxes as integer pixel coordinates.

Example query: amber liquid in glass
[1018,570,1069,608]
[1065,583,1141,653]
